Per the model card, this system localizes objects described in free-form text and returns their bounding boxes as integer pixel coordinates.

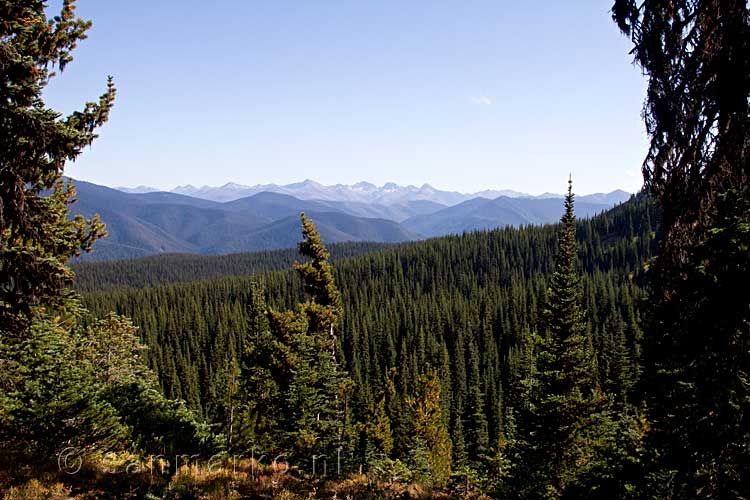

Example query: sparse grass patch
[2,479,71,500]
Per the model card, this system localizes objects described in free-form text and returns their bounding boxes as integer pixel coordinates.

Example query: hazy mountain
[171,182,260,202]
[149,180,526,205]
[78,179,630,261]
[167,179,469,205]
[473,188,531,199]
[71,180,223,211]
[70,180,419,261]
[115,185,160,194]
[316,199,447,222]
[207,211,419,254]
[578,190,632,205]
[402,195,629,237]
[121,179,632,209]
[223,191,446,222]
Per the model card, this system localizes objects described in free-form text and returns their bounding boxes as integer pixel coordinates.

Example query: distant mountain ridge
[72,179,632,261]
[402,196,621,237]
[70,180,420,261]
[115,185,160,194]
[169,179,471,205]
[137,180,631,207]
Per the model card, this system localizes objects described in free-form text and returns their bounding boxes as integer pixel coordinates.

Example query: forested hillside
[72,241,395,293]
[81,194,658,492]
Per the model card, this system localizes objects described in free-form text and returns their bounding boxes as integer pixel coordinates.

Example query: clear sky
[44,0,649,195]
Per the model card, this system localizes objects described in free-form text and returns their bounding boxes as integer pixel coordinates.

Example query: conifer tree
[518,179,605,498]
[451,409,469,472]
[0,0,163,470]
[292,213,348,461]
[209,351,240,449]
[0,0,114,337]
[466,340,489,466]
[614,1,750,497]
[240,281,286,451]
[0,306,127,464]
[371,390,394,457]
[295,213,343,335]
[409,370,452,487]
[241,216,350,465]
[357,384,394,466]
[386,366,412,461]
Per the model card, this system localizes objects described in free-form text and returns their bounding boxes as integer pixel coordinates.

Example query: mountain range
[118,180,630,206]
[73,179,631,261]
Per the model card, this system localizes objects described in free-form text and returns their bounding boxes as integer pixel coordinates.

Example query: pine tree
[358,384,394,466]
[386,366,412,461]
[295,213,343,335]
[466,340,489,467]
[209,351,240,449]
[518,179,606,499]
[292,213,348,463]
[451,409,469,472]
[0,0,166,470]
[0,305,127,464]
[240,281,285,451]
[0,1,114,337]
[409,370,452,487]
[614,1,750,497]
[240,216,351,466]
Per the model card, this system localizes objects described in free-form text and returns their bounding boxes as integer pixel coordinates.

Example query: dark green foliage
[0,0,126,468]
[103,380,220,458]
[0,1,114,336]
[239,215,350,469]
[0,4,215,476]
[614,1,750,497]
[0,299,219,470]
[294,213,343,334]
[207,346,241,449]
[72,241,392,293]
[512,180,613,499]
[465,340,489,467]
[640,184,750,499]
[0,305,127,465]
[236,281,273,449]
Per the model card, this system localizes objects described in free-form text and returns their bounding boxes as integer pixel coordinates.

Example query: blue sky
[45,1,648,195]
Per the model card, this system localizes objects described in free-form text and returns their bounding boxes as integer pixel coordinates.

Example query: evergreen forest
[1,1,748,499]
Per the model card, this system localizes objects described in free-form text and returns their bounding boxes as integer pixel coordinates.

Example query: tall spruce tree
[613,1,750,497]
[292,213,348,463]
[241,215,351,467]
[295,213,343,336]
[518,179,605,499]
[0,0,114,337]
[466,339,489,467]
[408,370,452,488]
[0,0,132,468]
[239,281,278,450]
